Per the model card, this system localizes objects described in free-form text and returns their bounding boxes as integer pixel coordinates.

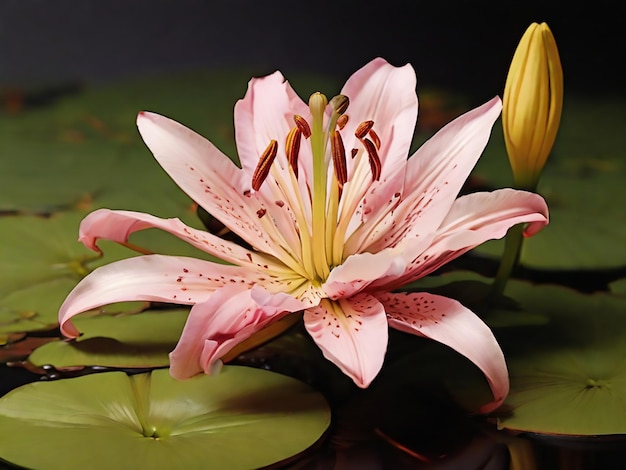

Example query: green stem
[490,223,525,299]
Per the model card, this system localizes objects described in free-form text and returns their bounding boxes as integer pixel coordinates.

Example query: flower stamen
[369,128,381,150]
[331,130,348,193]
[285,127,301,177]
[294,114,312,138]
[362,138,382,181]
[251,140,278,191]
[355,121,382,182]
[337,114,349,130]
[355,120,374,139]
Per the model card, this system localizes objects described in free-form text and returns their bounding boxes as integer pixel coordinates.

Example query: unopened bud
[502,22,563,190]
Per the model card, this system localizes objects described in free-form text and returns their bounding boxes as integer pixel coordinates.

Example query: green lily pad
[0,69,340,218]
[28,307,189,369]
[0,336,59,364]
[0,279,76,334]
[0,211,222,335]
[468,95,626,270]
[492,282,626,436]
[406,270,626,435]
[0,366,331,470]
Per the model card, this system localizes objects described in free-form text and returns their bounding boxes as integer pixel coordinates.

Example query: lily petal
[234,71,311,178]
[59,254,256,338]
[347,97,502,255]
[381,291,509,413]
[78,208,290,276]
[169,284,305,379]
[323,250,406,300]
[340,57,418,177]
[395,188,549,285]
[136,111,275,249]
[303,294,388,388]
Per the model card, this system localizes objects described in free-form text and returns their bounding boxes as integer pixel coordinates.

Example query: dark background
[0,1,623,101]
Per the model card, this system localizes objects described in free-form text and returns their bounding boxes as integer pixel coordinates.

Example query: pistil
[308,92,331,280]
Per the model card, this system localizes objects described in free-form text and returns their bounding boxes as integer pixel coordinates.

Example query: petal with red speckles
[136,111,281,249]
[346,97,502,255]
[303,294,388,388]
[59,254,261,338]
[169,284,305,379]
[380,291,509,413]
[391,188,549,285]
[78,208,289,274]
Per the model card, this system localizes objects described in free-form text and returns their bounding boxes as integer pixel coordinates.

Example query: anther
[285,127,301,177]
[331,130,347,189]
[337,114,349,130]
[293,115,311,138]
[369,128,381,150]
[362,138,382,181]
[330,95,350,115]
[355,120,374,139]
[251,140,278,191]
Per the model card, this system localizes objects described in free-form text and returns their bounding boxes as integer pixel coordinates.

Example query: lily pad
[491,282,626,436]
[0,366,331,470]
[0,336,59,364]
[28,307,189,369]
[0,279,76,334]
[468,95,626,270]
[0,69,340,218]
[406,270,626,435]
[0,211,223,336]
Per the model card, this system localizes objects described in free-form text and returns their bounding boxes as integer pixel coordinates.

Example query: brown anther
[257,208,267,218]
[369,128,381,150]
[251,140,278,191]
[355,120,374,139]
[293,115,311,138]
[330,95,350,115]
[362,138,382,181]
[351,148,358,159]
[337,114,349,130]
[285,127,301,177]
[331,130,347,189]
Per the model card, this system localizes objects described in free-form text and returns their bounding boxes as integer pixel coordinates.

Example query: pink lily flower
[59,58,548,413]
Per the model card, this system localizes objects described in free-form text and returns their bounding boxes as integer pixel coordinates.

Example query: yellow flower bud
[502,22,563,190]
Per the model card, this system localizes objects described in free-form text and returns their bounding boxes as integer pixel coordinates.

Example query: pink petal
[340,57,417,176]
[349,97,502,255]
[169,285,305,379]
[338,59,418,233]
[391,188,549,285]
[136,111,277,249]
[58,254,256,338]
[380,291,509,413]
[78,208,288,275]
[233,71,311,178]
[323,249,406,300]
[303,294,388,388]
